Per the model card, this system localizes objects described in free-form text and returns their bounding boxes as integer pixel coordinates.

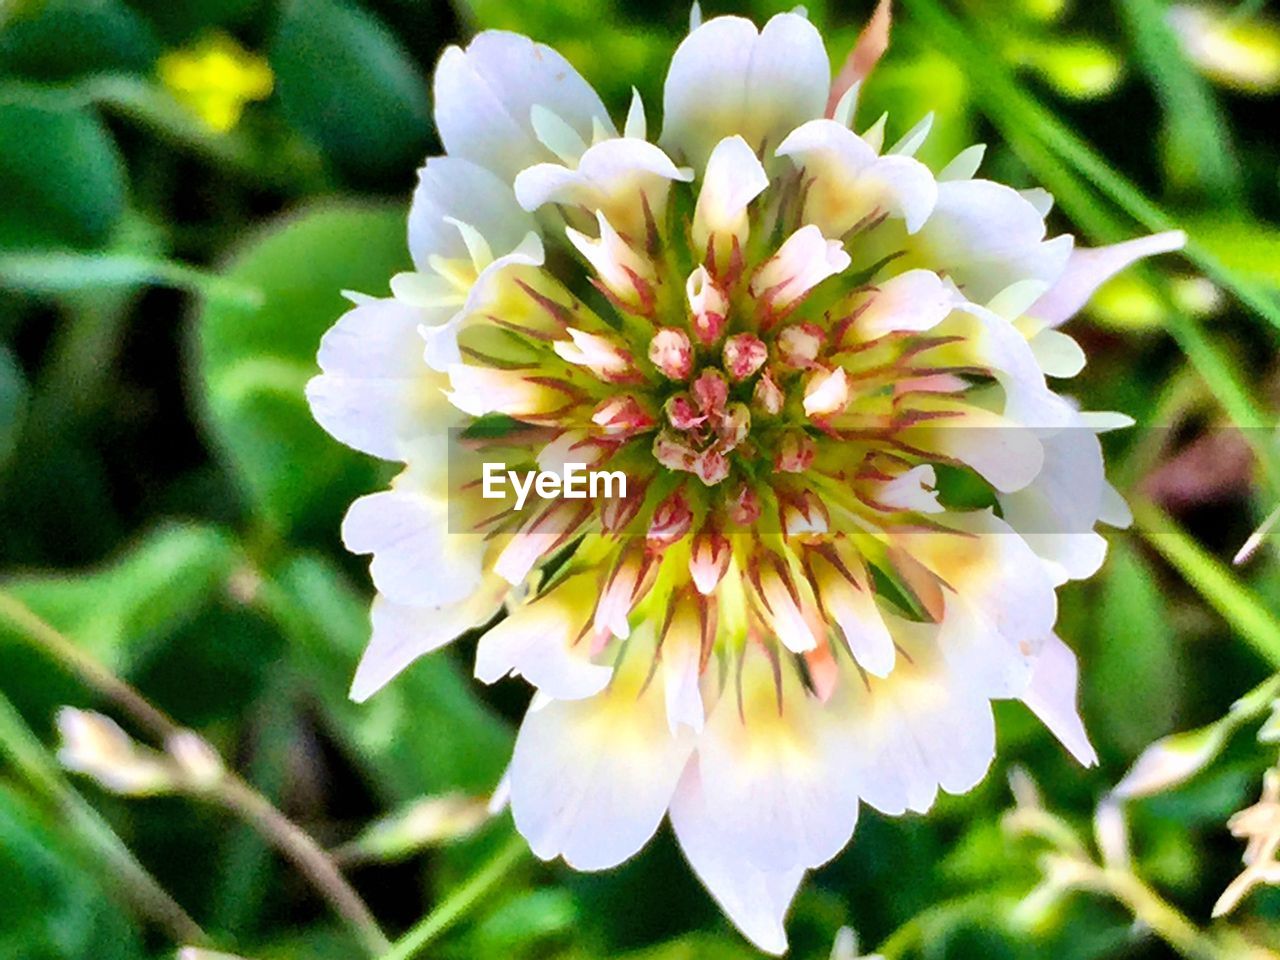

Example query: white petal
[422,233,546,373]
[954,302,1074,430]
[852,268,955,338]
[624,87,647,140]
[662,613,705,734]
[1030,230,1187,328]
[509,680,694,870]
[937,143,985,181]
[914,179,1074,302]
[669,761,804,956]
[433,31,614,180]
[777,119,937,235]
[408,157,536,270]
[812,551,894,677]
[1019,187,1054,218]
[350,584,506,702]
[998,413,1121,582]
[839,618,997,815]
[306,298,454,460]
[341,488,484,607]
[692,135,770,254]
[1028,327,1086,378]
[887,112,934,157]
[903,405,1045,493]
[687,648,861,873]
[1020,633,1097,766]
[473,575,613,700]
[751,224,851,308]
[898,509,1058,697]
[514,138,692,238]
[661,13,829,169]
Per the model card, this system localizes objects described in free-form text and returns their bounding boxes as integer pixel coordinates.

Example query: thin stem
[0,690,207,945]
[378,834,528,960]
[0,589,176,741]
[0,587,390,956]
[1086,866,1241,960]
[217,777,390,956]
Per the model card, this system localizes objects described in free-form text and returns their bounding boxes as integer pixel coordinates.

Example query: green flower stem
[0,689,207,945]
[0,587,390,956]
[378,833,529,960]
[1132,500,1280,669]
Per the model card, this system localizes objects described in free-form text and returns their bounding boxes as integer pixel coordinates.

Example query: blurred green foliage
[1,0,1280,958]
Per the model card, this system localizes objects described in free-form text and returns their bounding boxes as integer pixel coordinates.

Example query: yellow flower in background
[158,32,274,134]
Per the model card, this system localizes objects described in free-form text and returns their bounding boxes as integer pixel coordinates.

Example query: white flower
[306,9,1185,954]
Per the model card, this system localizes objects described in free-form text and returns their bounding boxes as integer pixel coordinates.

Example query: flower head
[307,9,1184,953]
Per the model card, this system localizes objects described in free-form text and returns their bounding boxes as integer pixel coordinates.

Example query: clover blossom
[306,8,1183,952]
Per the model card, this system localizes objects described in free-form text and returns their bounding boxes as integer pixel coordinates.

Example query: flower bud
[691,369,728,416]
[566,210,655,307]
[664,393,705,431]
[802,366,850,417]
[777,323,825,368]
[723,333,768,380]
[57,708,175,796]
[689,531,732,594]
[339,793,491,865]
[592,395,655,437]
[750,224,851,310]
[654,430,698,471]
[780,490,830,536]
[686,266,728,345]
[648,491,694,546]
[601,480,647,532]
[752,368,785,416]
[649,327,693,380]
[167,731,224,791]
[775,430,817,473]
[553,327,637,382]
[727,483,762,525]
[695,448,731,486]
[717,402,751,449]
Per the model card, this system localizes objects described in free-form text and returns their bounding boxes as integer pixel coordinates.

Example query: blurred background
[2,0,1280,958]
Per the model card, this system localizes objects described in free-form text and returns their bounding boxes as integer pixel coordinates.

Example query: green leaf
[1184,216,1280,289]
[270,0,430,179]
[0,345,28,472]
[0,785,145,960]
[261,554,511,801]
[1,524,240,675]
[0,0,159,82]
[1091,540,1182,755]
[193,201,408,540]
[1115,0,1244,204]
[1133,500,1280,669]
[0,251,262,308]
[0,101,126,251]
[897,0,1280,348]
